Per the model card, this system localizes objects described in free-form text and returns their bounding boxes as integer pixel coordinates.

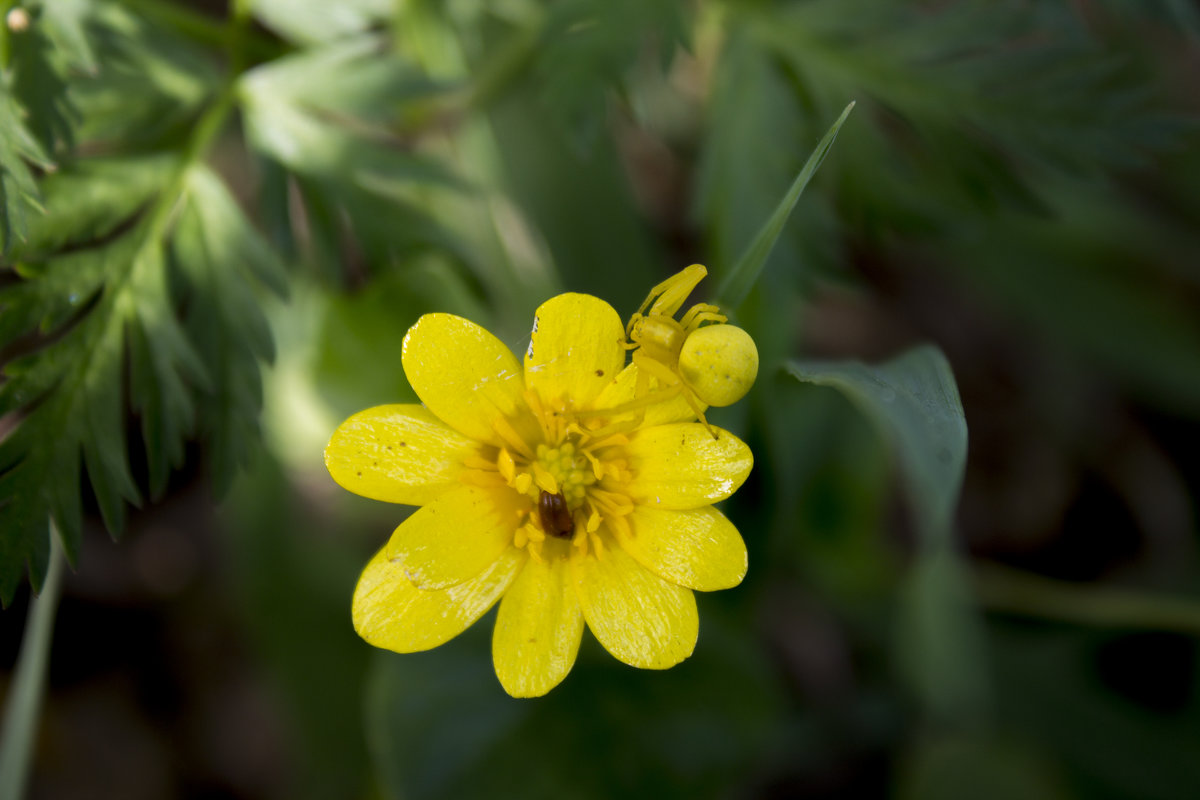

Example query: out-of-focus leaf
[695,24,806,284]
[535,0,690,147]
[716,101,854,310]
[248,0,390,45]
[69,2,218,147]
[172,165,288,496]
[0,84,52,256]
[947,181,1200,419]
[240,36,469,286]
[787,347,983,723]
[366,619,786,800]
[10,4,78,156]
[490,77,659,316]
[786,346,967,543]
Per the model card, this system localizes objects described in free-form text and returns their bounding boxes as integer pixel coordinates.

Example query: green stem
[0,526,65,800]
[974,562,1200,636]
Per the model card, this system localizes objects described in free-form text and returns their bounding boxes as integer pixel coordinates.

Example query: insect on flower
[621,264,759,435]
[325,285,755,697]
[537,491,574,538]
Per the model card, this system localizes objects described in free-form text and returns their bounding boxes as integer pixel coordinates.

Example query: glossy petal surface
[492,556,584,697]
[525,293,626,409]
[353,545,525,653]
[325,404,474,506]
[572,544,698,669]
[618,505,747,591]
[385,485,519,589]
[625,423,753,509]
[401,313,536,446]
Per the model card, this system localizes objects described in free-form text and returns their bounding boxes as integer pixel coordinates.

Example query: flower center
[460,392,640,562]
[531,442,595,508]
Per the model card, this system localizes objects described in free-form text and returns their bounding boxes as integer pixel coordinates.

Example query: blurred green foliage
[1,0,1198,798]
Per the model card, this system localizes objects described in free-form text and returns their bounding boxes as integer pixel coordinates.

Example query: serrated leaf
[172,165,288,495]
[0,155,287,602]
[0,82,52,256]
[13,153,178,261]
[70,3,219,147]
[239,38,464,195]
[10,4,79,156]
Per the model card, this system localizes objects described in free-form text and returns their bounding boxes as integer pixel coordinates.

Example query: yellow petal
[353,543,525,653]
[401,313,538,447]
[616,505,747,591]
[525,293,626,409]
[325,404,475,506]
[386,485,520,589]
[571,544,698,669]
[492,555,584,697]
[625,423,753,509]
[594,362,700,426]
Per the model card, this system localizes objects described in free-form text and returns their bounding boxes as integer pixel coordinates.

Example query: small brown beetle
[538,491,574,538]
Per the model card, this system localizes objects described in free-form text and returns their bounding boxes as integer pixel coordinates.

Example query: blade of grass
[716,101,855,310]
[0,524,64,800]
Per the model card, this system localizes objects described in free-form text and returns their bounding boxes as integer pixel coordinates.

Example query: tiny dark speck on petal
[356,471,362,476]
[595,369,604,377]
[385,445,392,450]
[527,637,537,643]
[373,461,378,466]
[400,441,407,447]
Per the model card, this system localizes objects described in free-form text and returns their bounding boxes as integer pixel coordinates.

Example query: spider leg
[678,303,726,332]
[633,264,708,322]
[634,352,717,437]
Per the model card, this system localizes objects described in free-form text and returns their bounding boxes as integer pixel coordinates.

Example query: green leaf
[69,3,219,147]
[0,156,286,603]
[13,153,178,261]
[535,0,690,148]
[0,83,52,256]
[715,101,854,310]
[240,38,463,194]
[172,165,288,495]
[786,347,984,723]
[248,0,390,45]
[786,345,966,544]
[10,3,79,157]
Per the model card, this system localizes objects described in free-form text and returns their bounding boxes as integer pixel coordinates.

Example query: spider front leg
[631,350,715,437]
[632,264,708,324]
[678,303,727,333]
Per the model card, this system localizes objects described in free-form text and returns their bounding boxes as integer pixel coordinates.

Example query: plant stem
[974,561,1200,636]
[0,526,65,800]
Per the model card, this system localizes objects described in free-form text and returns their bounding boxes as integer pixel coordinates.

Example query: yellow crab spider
[618,264,759,435]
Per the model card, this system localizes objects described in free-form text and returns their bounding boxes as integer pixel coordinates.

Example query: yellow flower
[325,290,753,697]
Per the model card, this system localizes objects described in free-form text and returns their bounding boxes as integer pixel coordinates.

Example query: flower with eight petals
[325,270,754,697]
